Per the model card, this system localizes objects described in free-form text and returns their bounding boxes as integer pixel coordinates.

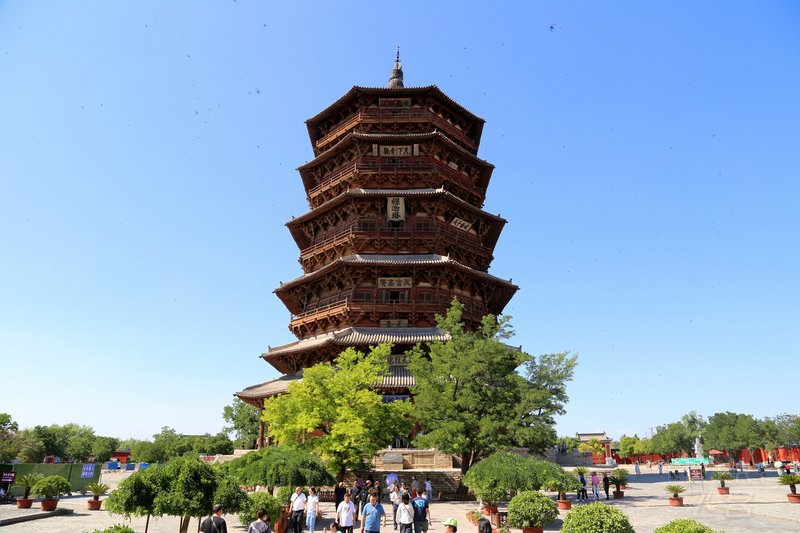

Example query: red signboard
[689,468,703,480]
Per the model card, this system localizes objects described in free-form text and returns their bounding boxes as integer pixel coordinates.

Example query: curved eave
[305,85,485,132]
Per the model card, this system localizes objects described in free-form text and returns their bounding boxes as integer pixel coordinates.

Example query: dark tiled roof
[264,326,448,357]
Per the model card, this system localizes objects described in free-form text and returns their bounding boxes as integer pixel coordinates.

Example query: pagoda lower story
[235,57,518,447]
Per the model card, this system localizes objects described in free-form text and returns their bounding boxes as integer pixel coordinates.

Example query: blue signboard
[81,463,96,478]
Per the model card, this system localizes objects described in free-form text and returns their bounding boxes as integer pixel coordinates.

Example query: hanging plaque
[380,145,412,157]
[450,217,472,232]
[387,197,405,221]
[378,277,412,288]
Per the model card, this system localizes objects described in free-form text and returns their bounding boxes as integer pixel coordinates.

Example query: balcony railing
[290,294,487,323]
[315,108,478,152]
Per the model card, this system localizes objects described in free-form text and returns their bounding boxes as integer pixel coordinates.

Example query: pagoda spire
[388,48,404,88]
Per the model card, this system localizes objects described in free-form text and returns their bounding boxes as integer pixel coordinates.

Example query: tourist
[307,487,320,533]
[361,493,386,533]
[634,461,641,476]
[201,504,227,533]
[248,508,273,533]
[411,488,430,533]
[410,476,420,498]
[323,522,341,533]
[476,518,491,533]
[390,482,401,529]
[442,518,457,533]
[337,491,357,533]
[577,473,588,500]
[658,463,663,476]
[424,478,433,500]
[291,487,307,533]
[590,472,600,501]
[335,482,347,510]
[399,482,408,498]
[602,473,610,500]
[395,493,414,533]
[701,463,706,479]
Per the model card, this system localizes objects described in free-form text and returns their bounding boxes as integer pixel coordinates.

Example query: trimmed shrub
[506,491,558,528]
[238,491,284,526]
[86,525,137,533]
[31,475,72,500]
[561,502,635,533]
[654,518,720,533]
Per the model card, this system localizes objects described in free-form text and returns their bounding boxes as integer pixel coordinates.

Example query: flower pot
[40,499,59,511]
[668,497,683,507]
[717,487,729,495]
[16,498,33,509]
[787,493,800,504]
[88,499,103,510]
[482,504,498,517]
[522,527,544,533]
[612,490,624,499]
[557,499,572,510]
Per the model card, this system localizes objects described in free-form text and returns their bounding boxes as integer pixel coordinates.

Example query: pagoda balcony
[288,294,489,337]
[315,108,478,153]
[299,222,493,271]
[307,156,484,206]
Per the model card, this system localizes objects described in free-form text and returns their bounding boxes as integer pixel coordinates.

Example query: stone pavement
[1,468,798,532]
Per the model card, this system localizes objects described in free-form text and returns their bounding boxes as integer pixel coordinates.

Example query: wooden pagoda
[236,55,518,446]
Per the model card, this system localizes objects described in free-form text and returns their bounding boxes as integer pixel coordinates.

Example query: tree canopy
[225,444,334,490]
[703,412,761,461]
[262,344,412,480]
[223,398,261,449]
[408,300,576,473]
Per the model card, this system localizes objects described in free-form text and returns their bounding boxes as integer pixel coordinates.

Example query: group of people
[576,471,612,501]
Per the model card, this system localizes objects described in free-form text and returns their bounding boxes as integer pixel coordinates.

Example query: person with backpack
[394,493,414,533]
[248,508,273,533]
[201,504,227,533]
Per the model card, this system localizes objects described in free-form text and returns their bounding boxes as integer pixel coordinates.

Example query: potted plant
[609,468,629,499]
[85,481,110,510]
[506,490,558,533]
[664,485,685,506]
[31,475,72,511]
[778,474,800,504]
[712,471,732,495]
[546,473,581,510]
[12,472,43,509]
[465,510,482,525]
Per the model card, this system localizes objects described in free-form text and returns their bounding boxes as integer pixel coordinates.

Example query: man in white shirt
[290,486,307,533]
[336,491,357,533]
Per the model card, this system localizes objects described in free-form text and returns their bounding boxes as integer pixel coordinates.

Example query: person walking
[411,489,430,533]
[634,461,641,476]
[335,482,347,510]
[577,473,588,501]
[337,492,357,533]
[307,487,320,533]
[424,478,433,501]
[395,493,414,533]
[248,508,274,533]
[291,487,307,533]
[602,473,610,500]
[410,477,420,498]
[389,483,401,530]
[201,504,228,533]
[590,472,600,501]
[442,518,458,533]
[361,493,386,533]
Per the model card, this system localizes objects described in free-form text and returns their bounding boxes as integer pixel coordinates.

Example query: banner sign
[378,277,412,288]
[80,464,96,479]
[387,197,405,221]
[1,471,16,483]
[689,468,703,480]
[450,217,472,232]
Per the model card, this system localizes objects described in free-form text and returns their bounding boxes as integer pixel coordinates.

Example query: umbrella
[386,472,399,486]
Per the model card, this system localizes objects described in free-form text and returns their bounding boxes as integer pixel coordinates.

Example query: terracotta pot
[787,493,800,504]
[717,487,729,495]
[522,527,544,533]
[612,490,624,499]
[557,499,572,510]
[40,499,59,511]
[482,504,498,516]
[16,498,33,509]
[88,499,103,510]
[668,497,683,507]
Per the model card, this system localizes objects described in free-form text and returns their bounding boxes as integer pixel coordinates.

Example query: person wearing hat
[201,504,227,533]
[442,518,457,533]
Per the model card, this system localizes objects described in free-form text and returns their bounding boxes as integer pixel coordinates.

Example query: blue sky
[1,1,798,442]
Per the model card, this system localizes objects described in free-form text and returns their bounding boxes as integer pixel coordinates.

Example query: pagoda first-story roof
[305,85,485,145]
[297,131,494,195]
[286,187,506,250]
[275,253,518,311]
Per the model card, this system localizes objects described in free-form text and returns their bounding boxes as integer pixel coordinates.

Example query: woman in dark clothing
[602,473,611,500]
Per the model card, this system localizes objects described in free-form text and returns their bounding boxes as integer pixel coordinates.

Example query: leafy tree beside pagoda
[408,300,577,473]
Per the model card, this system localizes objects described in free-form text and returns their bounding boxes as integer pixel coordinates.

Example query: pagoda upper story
[255,55,518,375]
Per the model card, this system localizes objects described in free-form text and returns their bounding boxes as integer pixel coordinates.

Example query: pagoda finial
[388,47,404,88]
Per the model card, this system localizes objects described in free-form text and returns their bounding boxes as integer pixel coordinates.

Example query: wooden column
[257,417,265,449]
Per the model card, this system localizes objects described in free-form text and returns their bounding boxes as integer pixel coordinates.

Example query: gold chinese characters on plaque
[450,217,472,232]
[378,277,412,288]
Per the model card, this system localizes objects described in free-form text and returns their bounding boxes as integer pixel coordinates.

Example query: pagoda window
[388,220,405,230]
[361,219,377,230]
[415,219,431,230]
[382,290,408,303]
[356,290,374,301]
[417,291,433,302]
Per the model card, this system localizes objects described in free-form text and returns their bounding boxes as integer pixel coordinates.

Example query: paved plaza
[1,467,799,532]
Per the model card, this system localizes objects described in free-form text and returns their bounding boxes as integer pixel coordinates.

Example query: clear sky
[1,1,798,443]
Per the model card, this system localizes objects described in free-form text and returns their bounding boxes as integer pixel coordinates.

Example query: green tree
[223,398,261,449]
[578,438,606,455]
[226,444,334,491]
[650,423,693,456]
[0,413,20,463]
[106,465,162,533]
[680,411,706,439]
[703,412,760,464]
[65,424,97,461]
[92,436,121,462]
[262,344,412,480]
[409,301,575,473]
[618,435,641,461]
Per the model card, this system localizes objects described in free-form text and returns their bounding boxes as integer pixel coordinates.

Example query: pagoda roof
[297,130,493,172]
[235,363,417,404]
[288,187,505,226]
[275,253,518,293]
[306,85,485,128]
[264,326,447,357]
